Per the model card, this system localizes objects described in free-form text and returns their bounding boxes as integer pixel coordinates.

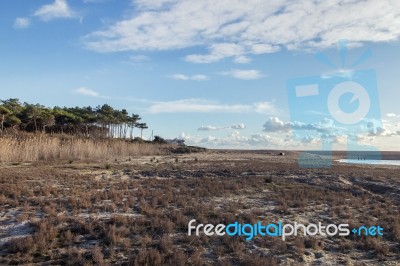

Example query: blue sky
[1,0,400,150]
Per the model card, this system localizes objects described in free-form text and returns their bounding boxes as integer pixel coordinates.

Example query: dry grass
[0,134,168,162]
[0,151,399,265]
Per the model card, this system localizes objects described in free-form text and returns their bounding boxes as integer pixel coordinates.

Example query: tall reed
[0,134,168,162]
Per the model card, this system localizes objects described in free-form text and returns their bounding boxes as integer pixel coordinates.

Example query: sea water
[338,159,400,166]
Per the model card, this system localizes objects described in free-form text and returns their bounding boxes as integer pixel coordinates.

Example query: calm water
[338,159,400,166]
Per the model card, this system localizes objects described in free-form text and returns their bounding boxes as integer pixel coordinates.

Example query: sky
[1,0,400,150]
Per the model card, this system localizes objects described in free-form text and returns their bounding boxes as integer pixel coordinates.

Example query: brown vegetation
[0,150,399,265]
[0,134,168,162]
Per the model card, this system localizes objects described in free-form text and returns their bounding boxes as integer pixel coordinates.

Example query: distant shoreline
[206,149,400,160]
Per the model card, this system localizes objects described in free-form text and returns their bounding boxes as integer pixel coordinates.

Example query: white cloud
[133,0,178,10]
[247,133,274,146]
[183,121,400,149]
[233,55,252,64]
[149,99,249,113]
[220,69,265,80]
[191,74,208,81]
[84,0,400,62]
[198,123,245,131]
[34,0,76,21]
[263,117,343,137]
[129,55,150,63]
[300,135,321,144]
[185,43,247,63]
[253,102,277,114]
[168,74,208,81]
[263,117,291,132]
[200,132,249,147]
[262,116,400,149]
[148,99,278,114]
[182,131,281,149]
[74,87,100,97]
[13,17,30,29]
[185,43,278,64]
[198,125,219,131]
[230,123,245,129]
[321,69,355,79]
[169,74,189,80]
[366,121,398,137]
[386,113,400,118]
[83,0,111,3]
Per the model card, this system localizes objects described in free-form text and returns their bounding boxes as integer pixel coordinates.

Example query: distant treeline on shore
[0,98,149,138]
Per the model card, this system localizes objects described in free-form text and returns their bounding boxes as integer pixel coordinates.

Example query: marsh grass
[0,134,168,162]
[1,150,399,265]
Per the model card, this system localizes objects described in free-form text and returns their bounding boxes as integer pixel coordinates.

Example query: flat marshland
[0,138,399,265]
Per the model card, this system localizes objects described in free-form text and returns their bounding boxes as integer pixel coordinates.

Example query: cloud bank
[84,0,400,62]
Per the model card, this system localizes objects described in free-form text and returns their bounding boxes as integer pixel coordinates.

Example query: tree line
[0,98,149,139]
